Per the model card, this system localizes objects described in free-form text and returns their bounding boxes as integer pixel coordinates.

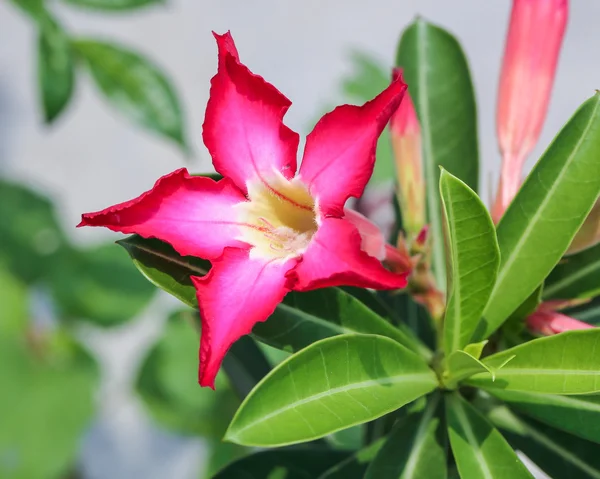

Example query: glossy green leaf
[117,235,209,308]
[446,394,533,479]
[213,448,350,479]
[396,18,479,289]
[0,179,69,283]
[38,15,74,123]
[51,243,155,326]
[326,425,364,451]
[0,329,98,479]
[319,439,385,479]
[256,288,430,359]
[364,394,446,479]
[489,389,600,444]
[378,289,437,350]
[544,242,600,300]
[444,350,493,390]
[223,335,272,399]
[479,94,600,340]
[490,407,600,479]
[225,334,437,447]
[467,329,600,394]
[440,170,499,353]
[62,0,162,11]
[464,340,488,359]
[117,236,429,358]
[74,40,187,149]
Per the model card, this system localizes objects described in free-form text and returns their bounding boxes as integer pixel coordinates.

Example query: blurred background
[1,1,599,478]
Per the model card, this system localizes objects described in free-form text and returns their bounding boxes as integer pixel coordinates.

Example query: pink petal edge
[299,74,407,217]
[202,32,300,194]
[78,168,249,260]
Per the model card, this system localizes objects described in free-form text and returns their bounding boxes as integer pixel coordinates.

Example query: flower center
[236,172,318,261]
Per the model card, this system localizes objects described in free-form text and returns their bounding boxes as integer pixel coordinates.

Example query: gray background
[1,1,598,477]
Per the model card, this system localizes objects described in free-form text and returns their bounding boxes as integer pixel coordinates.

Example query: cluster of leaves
[9,0,188,150]
[0,176,160,478]
[5,3,600,478]
[115,19,600,479]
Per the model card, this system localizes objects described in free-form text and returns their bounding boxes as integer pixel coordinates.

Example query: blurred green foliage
[136,310,247,477]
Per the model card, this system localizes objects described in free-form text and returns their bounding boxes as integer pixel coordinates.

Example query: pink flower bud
[390,69,425,239]
[527,308,593,336]
[492,0,568,223]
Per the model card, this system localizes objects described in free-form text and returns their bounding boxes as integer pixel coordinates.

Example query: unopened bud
[492,0,568,223]
[527,304,592,336]
[390,69,425,239]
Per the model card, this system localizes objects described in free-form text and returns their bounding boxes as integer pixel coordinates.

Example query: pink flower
[527,301,593,336]
[492,0,568,223]
[78,32,409,388]
[389,71,425,239]
[527,308,593,336]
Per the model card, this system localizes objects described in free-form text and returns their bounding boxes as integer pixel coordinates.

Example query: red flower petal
[203,32,299,194]
[299,75,407,217]
[78,168,249,260]
[193,248,297,388]
[292,218,407,291]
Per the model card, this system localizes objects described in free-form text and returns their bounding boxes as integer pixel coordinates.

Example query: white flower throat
[236,172,318,261]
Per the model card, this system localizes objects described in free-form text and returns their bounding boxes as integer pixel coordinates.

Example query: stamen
[257,217,275,229]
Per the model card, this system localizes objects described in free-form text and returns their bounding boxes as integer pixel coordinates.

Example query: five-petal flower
[79,32,409,388]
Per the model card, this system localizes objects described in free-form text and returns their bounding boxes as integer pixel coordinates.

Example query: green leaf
[74,39,187,150]
[489,389,600,444]
[478,94,600,340]
[467,329,600,394]
[38,15,74,123]
[136,310,241,438]
[225,334,437,447]
[117,235,209,308]
[567,198,600,255]
[255,288,431,359]
[319,439,385,479]
[8,0,46,20]
[444,350,494,390]
[464,340,488,360]
[567,296,600,324]
[62,0,162,11]
[223,335,272,400]
[0,269,28,336]
[440,170,499,353]
[446,394,533,479]
[0,330,98,479]
[396,18,479,290]
[117,236,430,358]
[544,242,600,300]
[341,51,395,184]
[135,310,247,474]
[0,179,69,284]
[491,408,600,479]
[364,394,446,479]
[213,448,351,479]
[51,243,155,326]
